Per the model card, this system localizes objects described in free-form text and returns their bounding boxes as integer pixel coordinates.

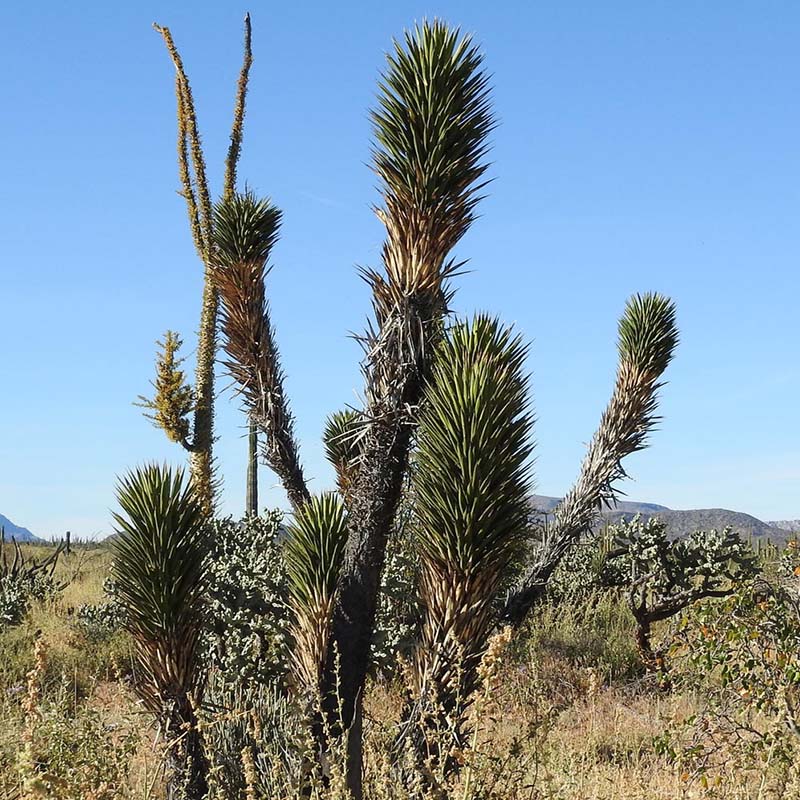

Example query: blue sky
[1,1,797,538]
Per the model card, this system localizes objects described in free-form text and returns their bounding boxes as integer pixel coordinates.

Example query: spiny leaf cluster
[112,463,209,711]
[415,314,534,576]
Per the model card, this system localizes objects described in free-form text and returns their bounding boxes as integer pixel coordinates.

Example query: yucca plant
[504,292,680,624]
[212,188,310,511]
[112,464,210,799]
[322,409,363,502]
[402,315,533,782]
[148,20,682,800]
[283,494,349,695]
[325,25,496,792]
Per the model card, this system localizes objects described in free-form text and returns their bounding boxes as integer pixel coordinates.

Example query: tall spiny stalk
[139,15,253,515]
[325,24,496,793]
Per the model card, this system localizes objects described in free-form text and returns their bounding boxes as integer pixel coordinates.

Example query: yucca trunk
[323,25,495,796]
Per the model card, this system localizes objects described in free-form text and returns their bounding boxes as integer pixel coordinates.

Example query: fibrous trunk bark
[164,701,209,800]
[325,406,417,798]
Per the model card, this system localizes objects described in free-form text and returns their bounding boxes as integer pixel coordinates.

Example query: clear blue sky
[1,1,797,539]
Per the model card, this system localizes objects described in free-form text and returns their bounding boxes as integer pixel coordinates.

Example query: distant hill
[530,495,789,543]
[531,495,669,516]
[0,513,41,542]
[769,520,800,534]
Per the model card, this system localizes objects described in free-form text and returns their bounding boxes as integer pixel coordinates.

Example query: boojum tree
[138,15,254,516]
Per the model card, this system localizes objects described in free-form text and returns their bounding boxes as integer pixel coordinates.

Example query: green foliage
[406,314,534,780]
[546,532,614,606]
[0,573,59,627]
[662,561,800,788]
[616,293,679,379]
[136,330,195,446]
[284,494,348,615]
[212,188,282,269]
[202,674,310,800]
[75,577,126,643]
[204,511,291,685]
[414,315,533,580]
[323,409,362,498]
[0,534,63,626]
[284,494,349,690]
[2,672,138,799]
[372,21,494,263]
[372,515,419,675]
[516,591,642,689]
[111,464,209,712]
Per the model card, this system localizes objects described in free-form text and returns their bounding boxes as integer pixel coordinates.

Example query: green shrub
[662,562,800,790]
[75,577,126,643]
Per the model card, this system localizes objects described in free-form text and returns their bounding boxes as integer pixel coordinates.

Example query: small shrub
[75,577,126,643]
[661,547,800,792]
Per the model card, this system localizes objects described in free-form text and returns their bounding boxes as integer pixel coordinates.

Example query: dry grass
[0,544,791,799]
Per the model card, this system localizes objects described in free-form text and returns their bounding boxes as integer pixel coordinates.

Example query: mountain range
[0,513,41,542]
[530,495,795,542]
[2,501,797,546]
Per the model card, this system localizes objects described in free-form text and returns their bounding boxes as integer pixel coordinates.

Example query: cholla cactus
[204,511,290,685]
[602,516,758,669]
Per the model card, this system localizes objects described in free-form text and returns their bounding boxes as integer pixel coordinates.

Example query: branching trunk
[152,16,253,515]
[326,409,417,795]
